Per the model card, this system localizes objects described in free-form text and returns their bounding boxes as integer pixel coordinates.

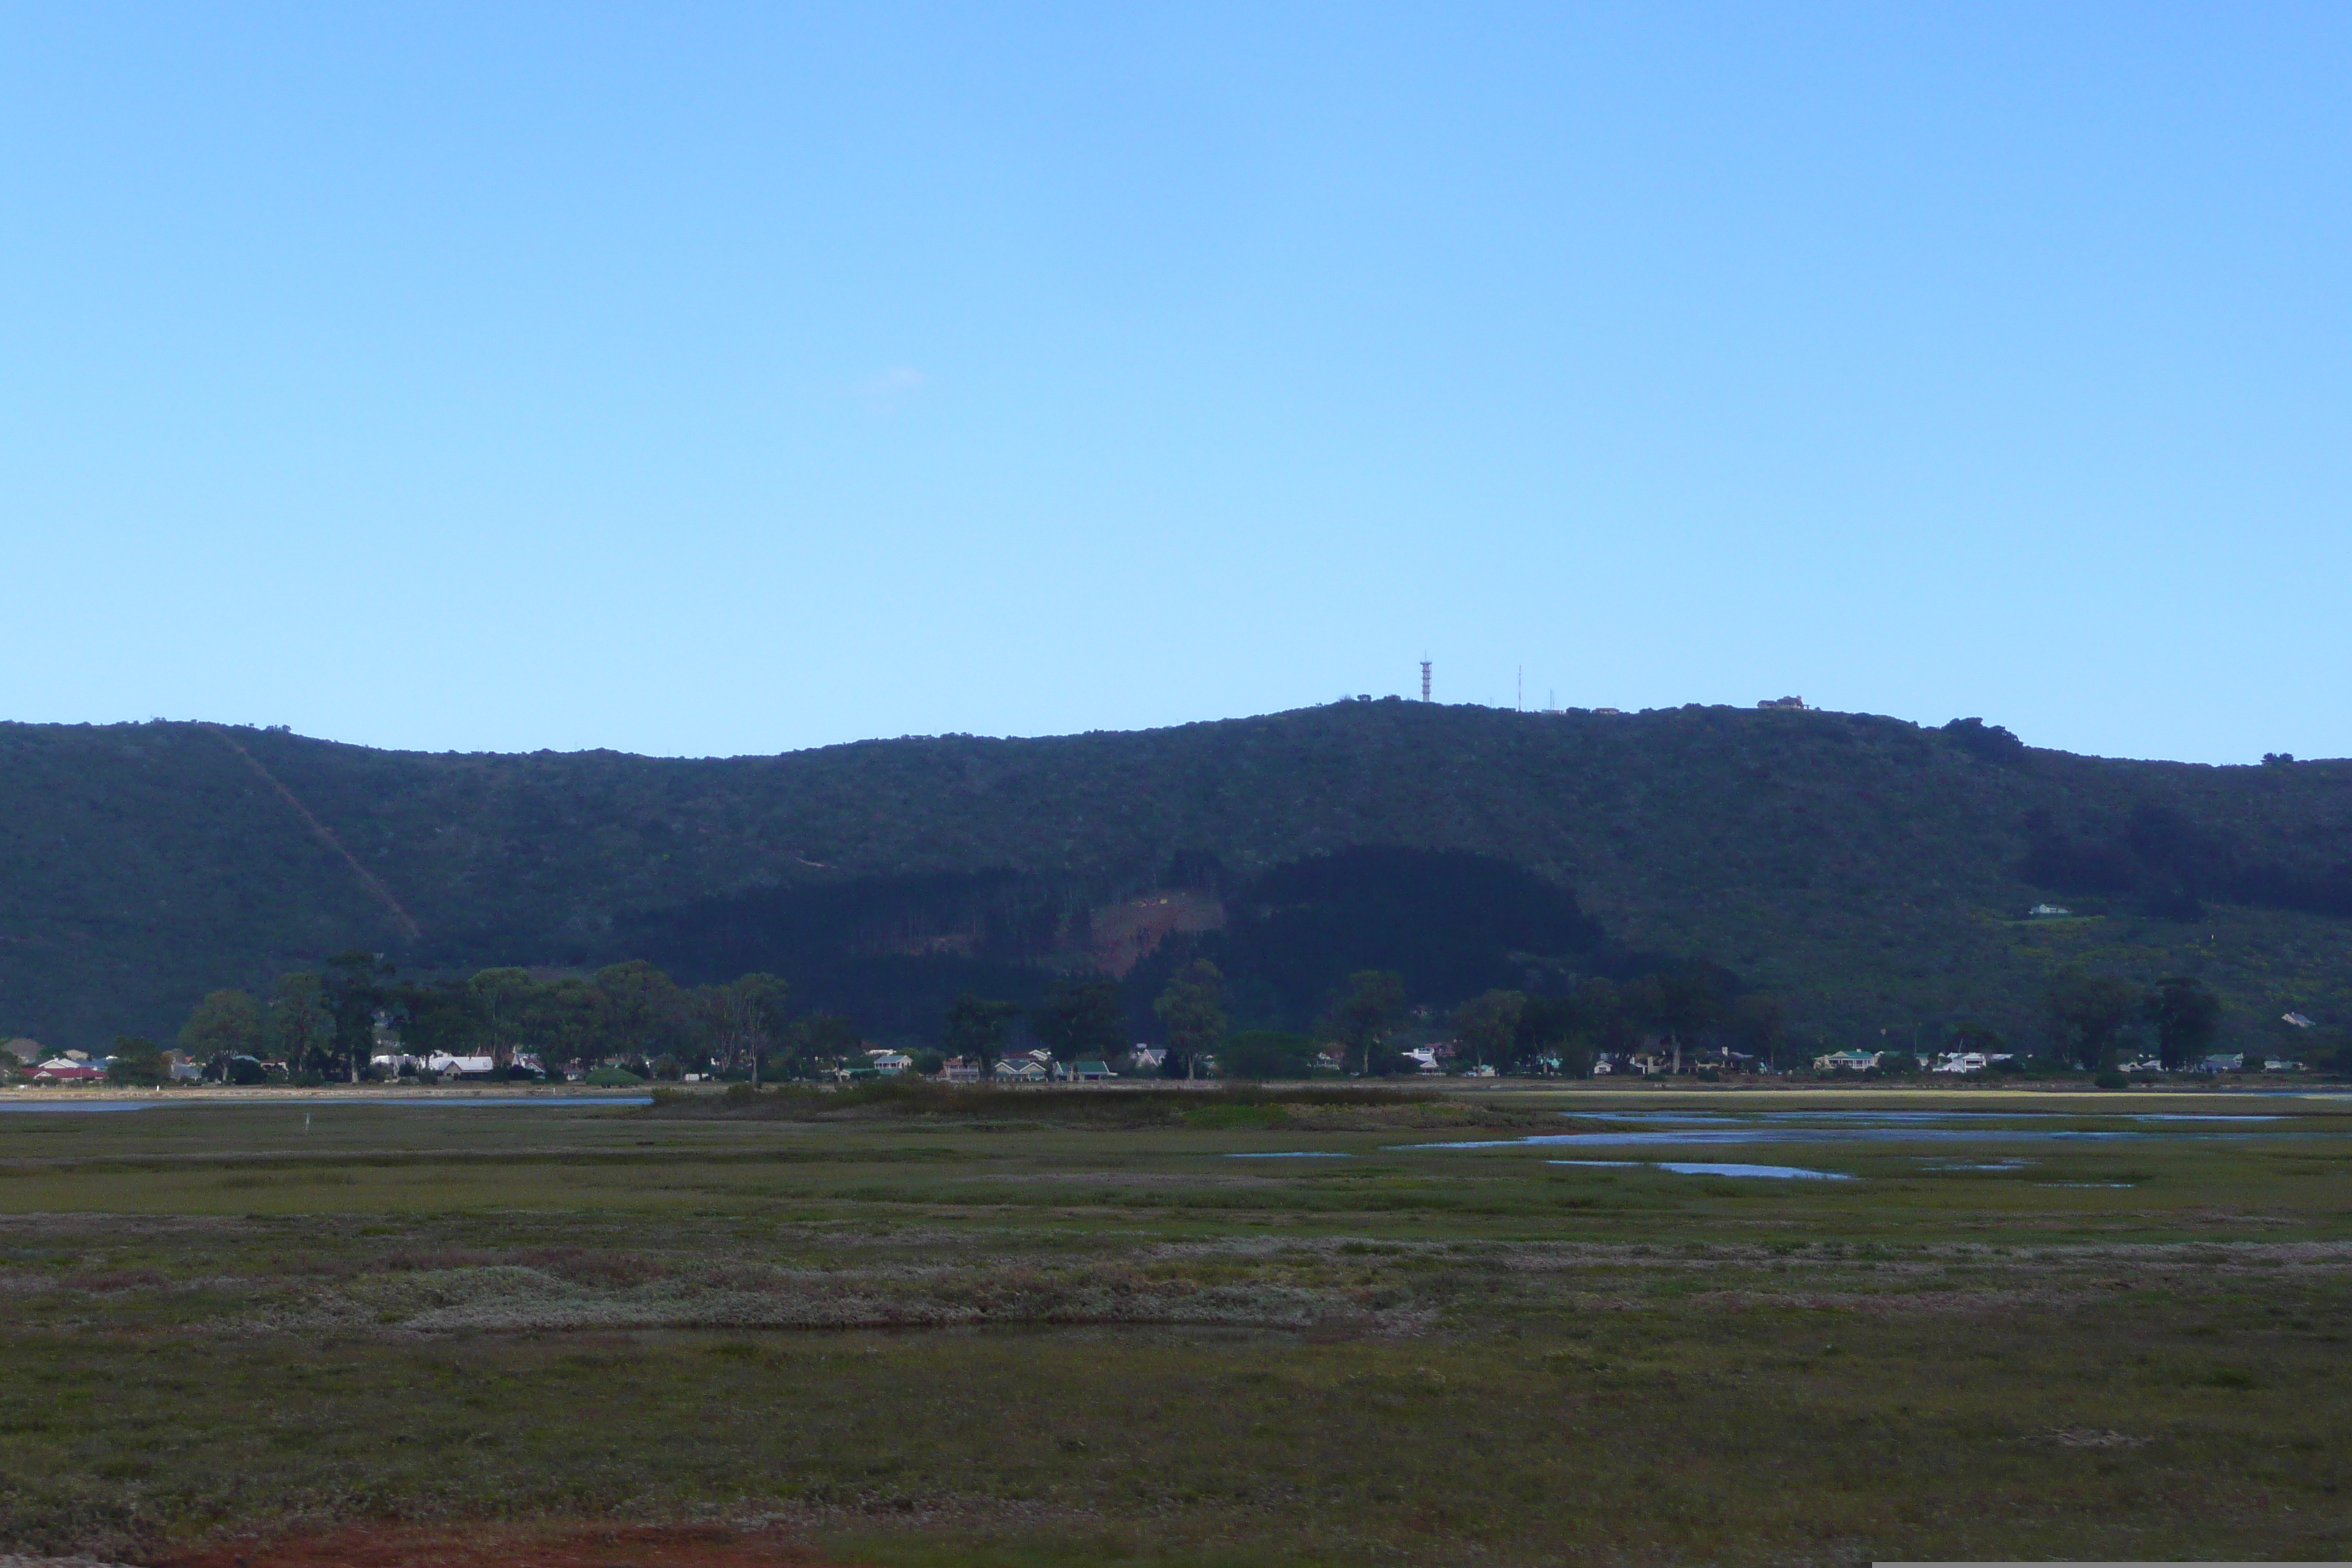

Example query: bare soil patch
[151,1523,860,1568]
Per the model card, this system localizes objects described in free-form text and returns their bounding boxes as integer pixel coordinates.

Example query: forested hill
[4,701,2350,1052]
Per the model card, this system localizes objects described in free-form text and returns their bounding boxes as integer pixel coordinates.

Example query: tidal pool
[1548,1158,1855,1180]
[1223,1151,1353,1158]
[1400,1127,2143,1150]
[1397,1101,2342,1154]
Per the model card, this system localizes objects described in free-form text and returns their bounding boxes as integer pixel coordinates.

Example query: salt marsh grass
[0,1085,2348,1564]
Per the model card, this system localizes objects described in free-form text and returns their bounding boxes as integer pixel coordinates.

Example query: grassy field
[2,1082,2349,1566]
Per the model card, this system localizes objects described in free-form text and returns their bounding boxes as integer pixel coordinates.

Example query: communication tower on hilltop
[1420,660,1432,701]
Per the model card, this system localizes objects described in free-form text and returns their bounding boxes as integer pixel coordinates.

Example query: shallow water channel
[1395,1107,2321,1153]
[0,1094,653,1113]
[1548,1158,1855,1180]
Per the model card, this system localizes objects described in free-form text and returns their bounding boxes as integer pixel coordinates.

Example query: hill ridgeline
[3,701,2347,1053]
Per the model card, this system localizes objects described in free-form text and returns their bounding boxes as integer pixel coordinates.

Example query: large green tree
[323,951,396,1082]
[697,973,791,1082]
[595,961,683,1062]
[1031,979,1126,1066]
[942,992,1020,1074]
[263,972,333,1074]
[518,976,606,1073]
[1724,993,1787,1069]
[1323,969,1407,1077]
[469,968,536,1066]
[1449,990,1525,1071]
[396,979,487,1059]
[1218,1030,1318,1079]
[1620,962,1737,1072]
[2044,973,2143,1070]
[797,1014,867,1074]
[1153,960,1228,1079]
[106,1035,169,1087]
[178,990,261,1064]
[1522,979,1635,1074]
[2148,976,2222,1071]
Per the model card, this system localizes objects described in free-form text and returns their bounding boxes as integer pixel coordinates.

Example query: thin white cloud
[857,366,929,407]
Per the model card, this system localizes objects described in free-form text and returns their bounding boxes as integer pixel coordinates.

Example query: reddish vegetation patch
[63,1267,171,1292]
[1088,888,1224,976]
[153,1522,866,1568]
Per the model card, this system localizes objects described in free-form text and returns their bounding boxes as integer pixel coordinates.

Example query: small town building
[426,1053,496,1077]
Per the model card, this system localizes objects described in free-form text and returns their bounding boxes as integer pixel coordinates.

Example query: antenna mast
[1420,660,1431,702]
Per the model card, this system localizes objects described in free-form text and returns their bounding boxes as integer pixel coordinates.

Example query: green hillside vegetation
[3,701,2349,1055]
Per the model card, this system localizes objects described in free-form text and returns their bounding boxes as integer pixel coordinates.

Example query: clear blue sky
[5,4,2344,764]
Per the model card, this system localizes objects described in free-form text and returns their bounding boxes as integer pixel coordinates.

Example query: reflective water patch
[1549,1158,1855,1180]
[1222,1151,1353,1158]
[1401,1127,2141,1150]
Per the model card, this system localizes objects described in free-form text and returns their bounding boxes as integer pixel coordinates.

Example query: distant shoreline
[4,1078,2343,1108]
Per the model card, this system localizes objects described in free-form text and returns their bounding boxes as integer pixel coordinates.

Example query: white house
[426,1053,496,1076]
[1814,1049,1879,1072]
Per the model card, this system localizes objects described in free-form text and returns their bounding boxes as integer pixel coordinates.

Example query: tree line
[158,951,1787,1085]
[946,956,1784,1080]
[2039,973,2223,1071]
[174,954,828,1084]
[156,950,2263,1089]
